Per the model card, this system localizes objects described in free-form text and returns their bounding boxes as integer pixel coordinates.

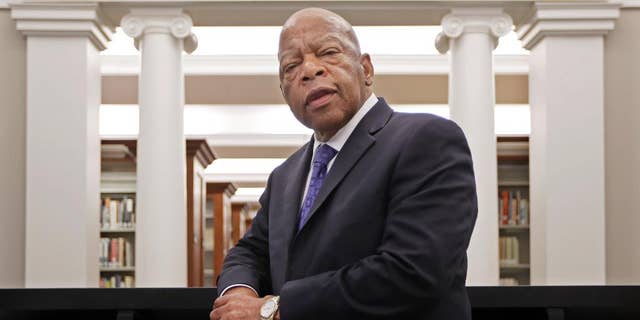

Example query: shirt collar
[313,93,379,153]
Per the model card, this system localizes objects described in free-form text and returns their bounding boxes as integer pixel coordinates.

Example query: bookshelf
[206,182,238,285]
[497,136,530,286]
[99,139,216,288]
[231,203,250,245]
[186,140,217,287]
[100,141,137,288]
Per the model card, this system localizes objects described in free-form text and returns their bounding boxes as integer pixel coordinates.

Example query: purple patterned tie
[298,144,338,230]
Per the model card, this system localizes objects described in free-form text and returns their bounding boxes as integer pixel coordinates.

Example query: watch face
[260,300,276,317]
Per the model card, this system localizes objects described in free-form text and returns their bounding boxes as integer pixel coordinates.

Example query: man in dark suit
[210,7,477,320]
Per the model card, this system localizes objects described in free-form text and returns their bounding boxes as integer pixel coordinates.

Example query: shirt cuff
[220,284,258,297]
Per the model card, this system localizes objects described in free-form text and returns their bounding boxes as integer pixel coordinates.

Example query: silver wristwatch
[259,296,280,320]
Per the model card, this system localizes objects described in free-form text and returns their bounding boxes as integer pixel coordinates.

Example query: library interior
[1,0,640,319]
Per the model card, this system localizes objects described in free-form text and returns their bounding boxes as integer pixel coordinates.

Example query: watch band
[260,295,280,320]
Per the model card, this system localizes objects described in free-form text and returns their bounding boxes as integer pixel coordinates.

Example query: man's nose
[301,57,325,81]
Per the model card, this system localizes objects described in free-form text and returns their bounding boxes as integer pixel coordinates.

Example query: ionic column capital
[516,2,620,51]
[121,8,198,53]
[435,8,513,54]
[10,2,115,51]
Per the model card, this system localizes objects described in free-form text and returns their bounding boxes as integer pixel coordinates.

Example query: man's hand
[210,287,274,320]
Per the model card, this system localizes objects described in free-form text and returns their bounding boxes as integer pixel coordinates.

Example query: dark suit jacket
[217,98,478,320]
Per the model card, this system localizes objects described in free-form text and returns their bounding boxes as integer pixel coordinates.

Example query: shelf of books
[99,194,136,288]
[497,136,530,286]
[100,141,137,288]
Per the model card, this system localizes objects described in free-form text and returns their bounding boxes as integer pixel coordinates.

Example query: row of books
[499,236,520,265]
[100,237,133,268]
[499,277,520,286]
[99,275,134,288]
[101,197,135,229]
[498,190,529,226]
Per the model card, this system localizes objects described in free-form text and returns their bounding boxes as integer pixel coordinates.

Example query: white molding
[204,133,311,147]
[206,173,269,184]
[10,2,115,51]
[100,54,529,75]
[0,0,20,9]
[230,194,261,204]
[612,0,640,8]
[517,2,621,50]
[100,171,136,194]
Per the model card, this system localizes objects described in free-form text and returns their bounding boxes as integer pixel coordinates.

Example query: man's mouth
[305,88,337,109]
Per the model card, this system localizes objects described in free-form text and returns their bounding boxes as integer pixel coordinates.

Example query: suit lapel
[296,99,394,235]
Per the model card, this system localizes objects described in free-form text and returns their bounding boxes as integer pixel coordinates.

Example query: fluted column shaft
[122,8,197,287]
[436,8,513,286]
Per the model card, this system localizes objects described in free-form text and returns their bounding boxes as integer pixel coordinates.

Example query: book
[124,198,133,227]
[498,189,530,227]
[501,191,509,225]
[513,191,522,225]
[509,191,518,225]
[118,238,125,267]
[124,276,134,288]
[109,200,118,229]
[519,199,529,225]
[103,198,111,229]
[499,236,520,265]
[125,240,133,267]
[110,238,118,267]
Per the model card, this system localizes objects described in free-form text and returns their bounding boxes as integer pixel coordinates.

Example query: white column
[11,3,113,287]
[121,8,197,287]
[436,9,513,286]
[517,2,619,285]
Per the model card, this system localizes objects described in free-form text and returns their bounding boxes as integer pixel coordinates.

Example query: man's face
[278,14,373,140]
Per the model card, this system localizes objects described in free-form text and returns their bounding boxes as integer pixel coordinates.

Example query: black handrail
[0,286,639,320]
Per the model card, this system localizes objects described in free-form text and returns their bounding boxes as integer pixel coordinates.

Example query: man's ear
[360,53,374,86]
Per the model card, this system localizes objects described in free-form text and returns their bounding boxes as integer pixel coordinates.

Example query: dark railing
[1,286,639,320]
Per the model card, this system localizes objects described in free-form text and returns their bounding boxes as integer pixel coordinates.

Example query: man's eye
[322,49,339,56]
[284,64,297,73]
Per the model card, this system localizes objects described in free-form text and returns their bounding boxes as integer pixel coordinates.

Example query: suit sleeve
[216,174,273,297]
[279,118,478,319]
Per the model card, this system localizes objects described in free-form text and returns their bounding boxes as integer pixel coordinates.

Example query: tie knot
[314,144,337,167]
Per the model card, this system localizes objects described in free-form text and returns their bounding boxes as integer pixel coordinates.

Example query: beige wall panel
[496,75,529,104]
[0,10,26,288]
[101,76,137,104]
[213,146,300,158]
[186,75,285,105]
[103,74,528,106]
[604,8,640,284]
[373,75,449,104]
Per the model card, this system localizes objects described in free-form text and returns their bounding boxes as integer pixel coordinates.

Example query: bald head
[279,8,361,57]
[276,7,374,142]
